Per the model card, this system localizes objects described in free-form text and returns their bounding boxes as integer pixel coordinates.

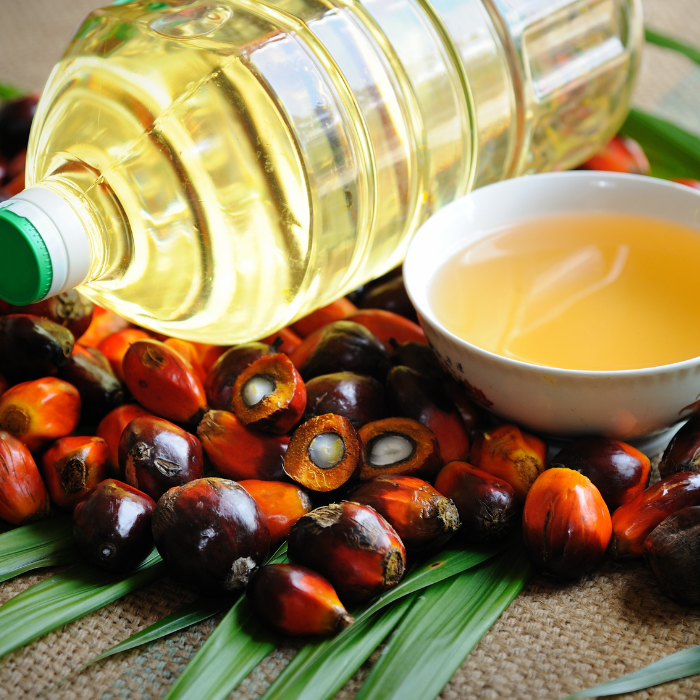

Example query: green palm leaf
[0,517,79,583]
[87,597,228,665]
[620,109,700,180]
[354,547,532,700]
[0,549,164,659]
[645,28,700,67]
[563,644,700,699]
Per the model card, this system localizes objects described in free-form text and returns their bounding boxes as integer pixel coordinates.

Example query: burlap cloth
[1,1,700,699]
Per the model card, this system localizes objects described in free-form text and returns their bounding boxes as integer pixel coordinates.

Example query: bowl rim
[404,171,700,379]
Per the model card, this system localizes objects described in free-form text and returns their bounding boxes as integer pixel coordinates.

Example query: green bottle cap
[0,206,53,305]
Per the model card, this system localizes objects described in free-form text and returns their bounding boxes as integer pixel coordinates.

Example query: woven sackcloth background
[1,1,700,699]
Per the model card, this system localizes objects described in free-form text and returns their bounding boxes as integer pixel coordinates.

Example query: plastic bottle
[0,0,642,343]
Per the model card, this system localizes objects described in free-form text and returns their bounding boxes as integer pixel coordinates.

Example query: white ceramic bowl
[404,171,700,442]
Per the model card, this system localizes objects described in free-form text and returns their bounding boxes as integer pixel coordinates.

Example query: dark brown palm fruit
[610,472,700,559]
[247,564,354,636]
[358,417,442,481]
[97,328,152,382]
[550,437,650,512]
[386,366,470,463]
[152,477,270,593]
[122,339,207,425]
[644,506,700,606]
[390,341,444,381]
[2,291,94,341]
[299,320,391,382]
[197,410,288,481]
[97,404,153,474]
[238,480,313,545]
[659,414,700,478]
[443,380,481,433]
[0,314,74,381]
[284,414,362,493]
[470,424,546,502]
[357,275,418,323]
[59,344,125,420]
[0,377,81,452]
[41,436,111,511]
[347,475,460,549]
[434,461,518,543]
[287,501,406,603]
[302,372,385,429]
[204,342,274,410]
[232,354,307,435]
[0,95,38,158]
[73,479,156,572]
[119,415,204,501]
[0,430,50,524]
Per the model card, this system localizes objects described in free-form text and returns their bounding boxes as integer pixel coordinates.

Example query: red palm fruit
[344,309,426,352]
[386,366,470,463]
[523,468,611,580]
[579,135,650,175]
[348,475,460,549]
[119,415,204,501]
[292,298,358,338]
[78,307,131,348]
[191,343,229,373]
[659,413,700,478]
[288,328,324,371]
[358,417,441,481]
[60,344,125,419]
[288,502,406,602]
[123,340,207,425]
[164,338,206,383]
[2,291,94,340]
[97,404,153,475]
[0,430,50,524]
[610,472,700,559]
[97,328,151,381]
[261,327,303,356]
[247,564,353,636]
[0,378,80,452]
[73,479,156,572]
[470,424,546,502]
[204,342,274,410]
[197,410,287,481]
[41,436,110,511]
[550,437,650,512]
[674,179,700,190]
[284,414,362,493]
[238,480,312,545]
[152,477,270,593]
[435,461,518,543]
[0,314,74,381]
[232,354,306,434]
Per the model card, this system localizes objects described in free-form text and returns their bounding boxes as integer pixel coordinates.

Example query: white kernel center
[242,375,275,406]
[369,435,413,466]
[308,432,345,469]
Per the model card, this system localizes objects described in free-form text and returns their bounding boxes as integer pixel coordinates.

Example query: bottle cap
[0,186,91,305]
[0,206,52,304]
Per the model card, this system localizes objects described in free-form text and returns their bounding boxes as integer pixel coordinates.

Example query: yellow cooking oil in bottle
[0,0,642,343]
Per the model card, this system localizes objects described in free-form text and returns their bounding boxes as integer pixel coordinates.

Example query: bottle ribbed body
[25,0,642,343]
